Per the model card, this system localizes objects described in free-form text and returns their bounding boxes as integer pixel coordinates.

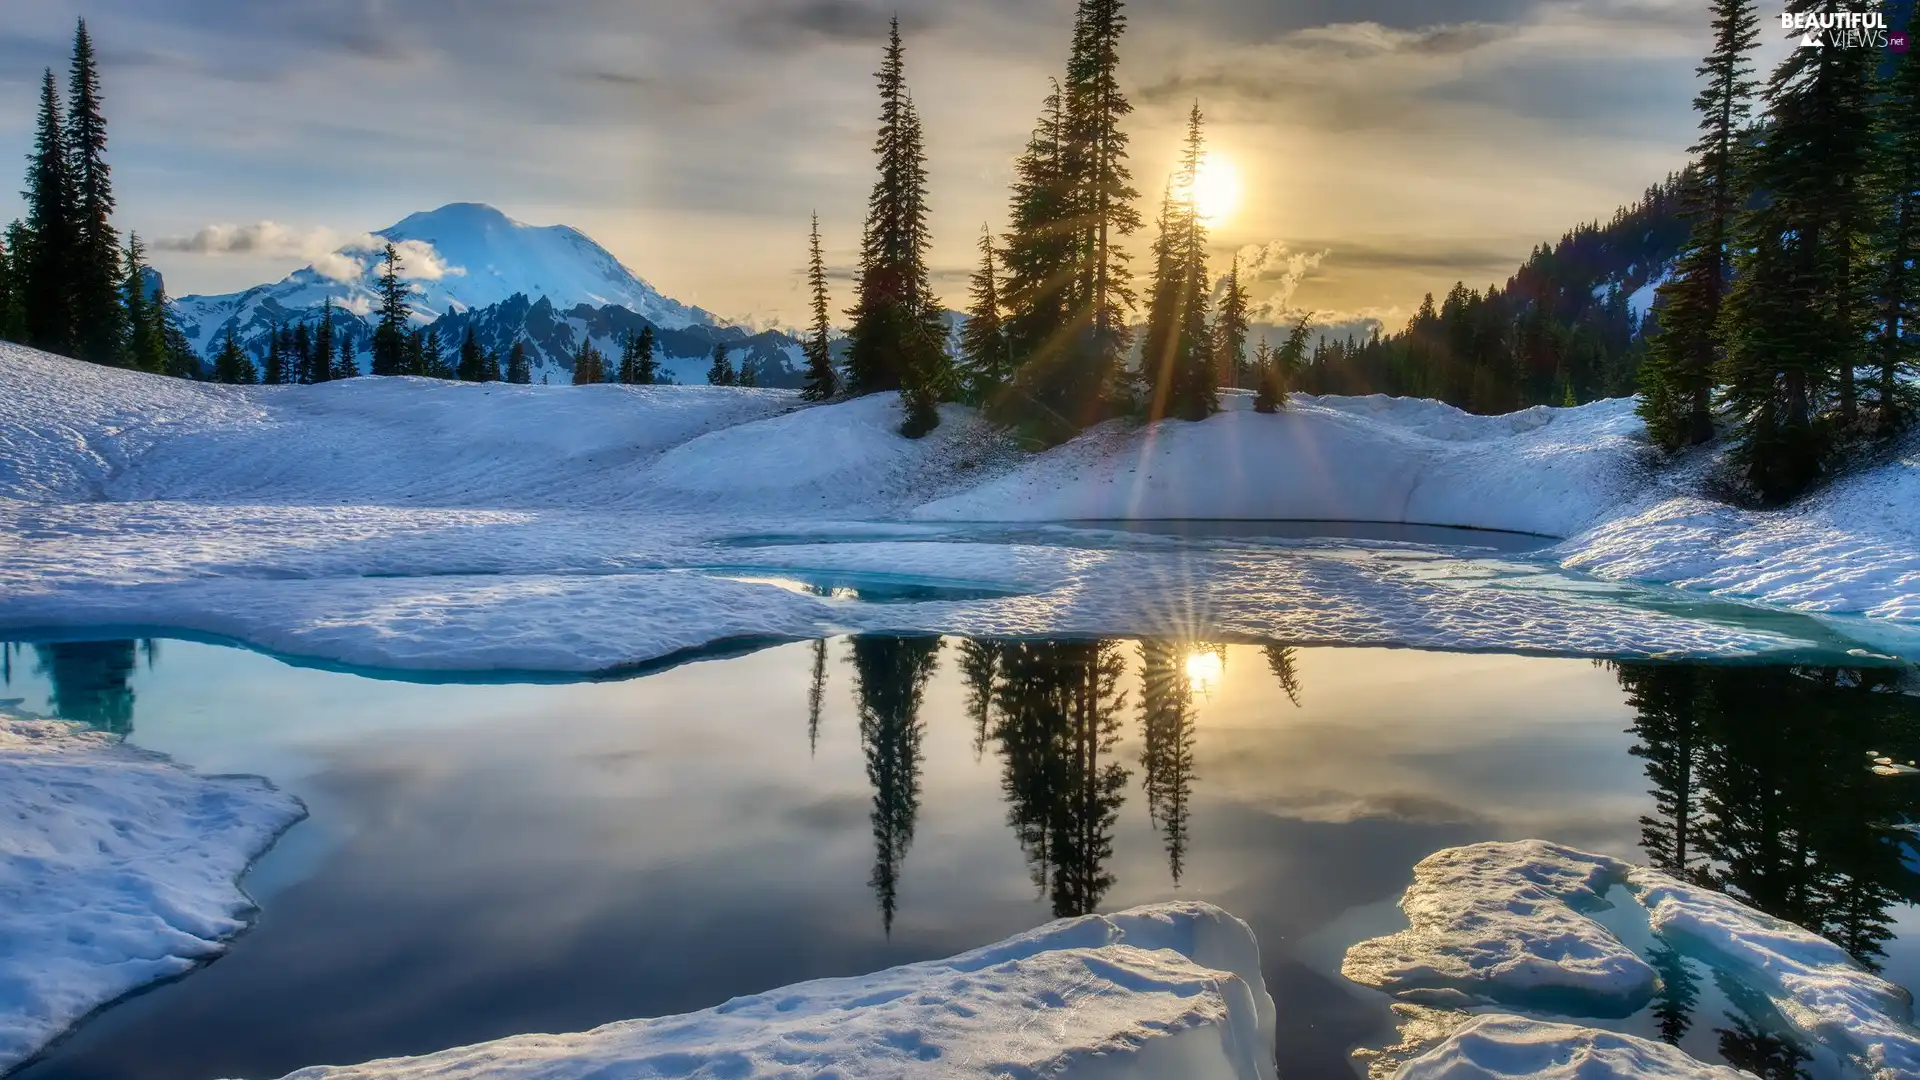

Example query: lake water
[4,634,1919,1080]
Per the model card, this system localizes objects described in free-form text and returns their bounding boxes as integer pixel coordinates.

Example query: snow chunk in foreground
[1341,841,1655,1015]
[0,712,305,1071]
[1397,1015,1749,1080]
[274,903,1277,1080]
[1345,841,1920,1080]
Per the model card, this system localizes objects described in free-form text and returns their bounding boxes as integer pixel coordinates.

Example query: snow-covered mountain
[168,203,716,359]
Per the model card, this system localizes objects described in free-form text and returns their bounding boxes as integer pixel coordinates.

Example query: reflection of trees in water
[848,635,942,935]
[955,638,1004,762]
[1620,662,1920,1056]
[1263,644,1304,708]
[1139,641,1197,886]
[806,639,828,756]
[1711,967,1812,1080]
[33,640,141,735]
[990,640,1131,918]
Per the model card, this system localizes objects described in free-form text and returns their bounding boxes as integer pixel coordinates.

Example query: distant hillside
[1298,172,1691,412]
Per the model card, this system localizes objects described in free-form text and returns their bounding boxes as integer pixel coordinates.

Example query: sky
[0,0,1763,333]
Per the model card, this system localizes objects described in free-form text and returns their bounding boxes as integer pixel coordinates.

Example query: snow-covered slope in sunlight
[1395,1016,1748,1080]
[914,391,1647,537]
[3,345,1915,671]
[0,710,304,1073]
[269,903,1277,1080]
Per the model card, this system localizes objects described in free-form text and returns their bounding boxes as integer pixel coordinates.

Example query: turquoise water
[4,636,1918,1080]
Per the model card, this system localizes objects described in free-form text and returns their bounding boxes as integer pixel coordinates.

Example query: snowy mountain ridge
[167,203,719,360]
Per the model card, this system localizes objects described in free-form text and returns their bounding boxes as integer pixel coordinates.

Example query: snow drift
[1344,841,1920,1080]
[0,709,305,1072]
[2,343,1916,673]
[1395,1015,1750,1080]
[267,903,1278,1080]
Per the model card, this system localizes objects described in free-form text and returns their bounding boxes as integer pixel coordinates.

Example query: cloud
[1225,240,1330,316]
[154,223,462,283]
[734,0,940,49]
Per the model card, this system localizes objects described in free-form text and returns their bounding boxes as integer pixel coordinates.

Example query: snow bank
[0,710,305,1072]
[1341,841,1654,1014]
[269,902,1277,1080]
[915,393,1648,538]
[1395,1015,1749,1080]
[1345,841,1920,1080]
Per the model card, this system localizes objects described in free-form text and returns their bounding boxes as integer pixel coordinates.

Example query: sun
[1191,153,1241,225]
[1184,649,1224,698]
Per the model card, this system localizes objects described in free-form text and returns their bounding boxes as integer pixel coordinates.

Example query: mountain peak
[384,202,519,237]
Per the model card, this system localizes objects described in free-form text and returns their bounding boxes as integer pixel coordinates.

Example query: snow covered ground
[3,345,1915,671]
[1345,841,1920,1080]
[266,902,1277,1080]
[1394,1016,1750,1080]
[0,708,304,1073]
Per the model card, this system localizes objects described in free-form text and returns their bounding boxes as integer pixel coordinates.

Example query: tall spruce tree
[1872,37,1920,434]
[0,227,15,343]
[120,233,165,374]
[1251,338,1279,413]
[1212,256,1250,389]
[263,322,287,385]
[1638,0,1758,449]
[67,20,123,367]
[157,291,196,378]
[505,339,531,384]
[1141,105,1216,421]
[332,328,358,380]
[1720,1,1878,500]
[23,69,77,357]
[1061,0,1140,407]
[293,321,313,383]
[959,223,1013,403]
[616,330,640,384]
[634,325,656,384]
[572,338,605,384]
[801,213,839,401]
[371,243,408,375]
[212,326,256,384]
[999,82,1074,394]
[738,353,759,387]
[706,341,734,385]
[312,300,335,384]
[844,19,949,435]
[456,326,488,382]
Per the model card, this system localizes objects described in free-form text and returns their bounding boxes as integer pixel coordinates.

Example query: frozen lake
[5,633,1918,1080]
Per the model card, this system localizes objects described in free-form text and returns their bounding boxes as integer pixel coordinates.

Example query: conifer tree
[403,326,425,377]
[505,339,531,384]
[423,325,451,378]
[0,228,15,343]
[738,353,759,387]
[1141,105,1216,421]
[311,300,335,383]
[1212,256,1250,389]
[1251,338,1279,413]
[484,346,501,382]
[1720,2,1878,500]
[801,213,839,401]
[1638,0,1758,449]
[1871,37,1920,434]
[263,322,286,385]
[23,69,77,357]
[456,326,488,381]
[1000,82,1074,385]
[572,338,605,384]
[212,326,256,384]
[158,292,196,378]
[292,321,313,383]
[1061,0,1140,402]
[616,330,639,384]
[371,242,408,375]
[707,341,735,385]
[119,233,165,374]
[844,19,950,435]
[959,223,1013,403]
[635,326,656,384]
[67,20,123,367]
[332,329,358,380]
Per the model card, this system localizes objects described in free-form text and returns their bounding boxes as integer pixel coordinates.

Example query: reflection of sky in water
[2,638,1915,1080]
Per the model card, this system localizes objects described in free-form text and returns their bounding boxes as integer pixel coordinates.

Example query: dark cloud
[1298,241,1526,276]
[735,0,942,50]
